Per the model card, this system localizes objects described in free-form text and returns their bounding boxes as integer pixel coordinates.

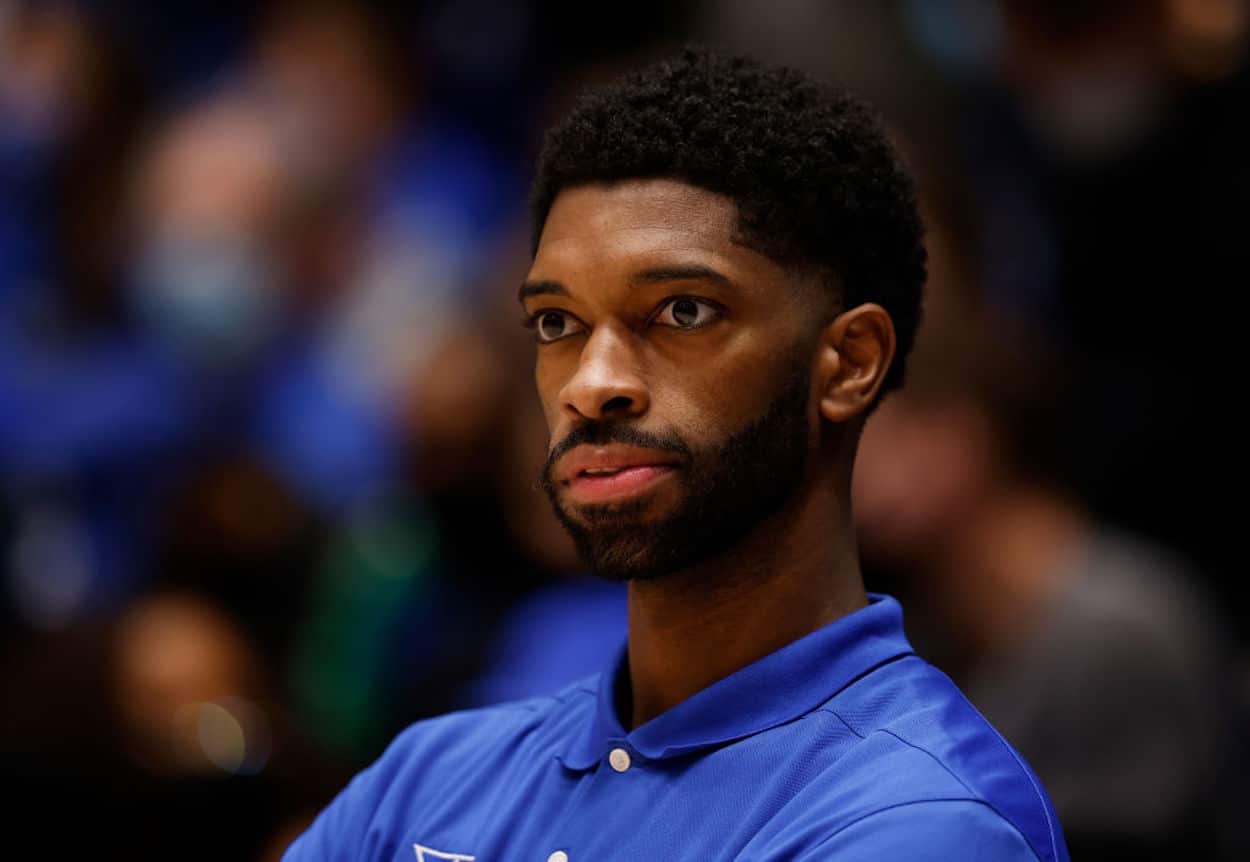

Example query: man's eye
[532,311,584,343]
[655,297,721,329]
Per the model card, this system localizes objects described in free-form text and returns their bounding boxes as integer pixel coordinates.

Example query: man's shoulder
[281,680,600,861]
[381,676,598,770]
[346,678,597,813]
[802,654,1066,861]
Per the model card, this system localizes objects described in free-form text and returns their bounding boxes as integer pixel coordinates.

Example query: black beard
[540,360,812,582]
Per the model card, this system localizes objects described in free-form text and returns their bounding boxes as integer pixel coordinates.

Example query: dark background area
[1,0,1246,858]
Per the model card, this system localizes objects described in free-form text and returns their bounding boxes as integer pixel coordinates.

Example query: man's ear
[815,303,896,423]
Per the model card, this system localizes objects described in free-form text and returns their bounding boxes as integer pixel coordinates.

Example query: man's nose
[558,324,650,421]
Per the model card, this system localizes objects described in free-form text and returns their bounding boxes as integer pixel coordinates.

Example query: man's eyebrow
[630,264,733,288]
[518,280,569,303]
[518,265,732,304]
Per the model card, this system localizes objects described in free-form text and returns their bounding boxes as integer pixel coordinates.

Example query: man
[285,49,1069,861]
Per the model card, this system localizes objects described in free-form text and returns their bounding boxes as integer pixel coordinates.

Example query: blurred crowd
[1,1,1246,859]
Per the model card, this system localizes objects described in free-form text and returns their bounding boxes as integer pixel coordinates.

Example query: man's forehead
[526,178,825,315]
[535,179,740,257]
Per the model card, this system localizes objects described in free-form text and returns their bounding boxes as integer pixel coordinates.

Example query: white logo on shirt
[413,843,475,861]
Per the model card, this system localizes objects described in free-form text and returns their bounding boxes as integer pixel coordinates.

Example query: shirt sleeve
[794,800,1043,861]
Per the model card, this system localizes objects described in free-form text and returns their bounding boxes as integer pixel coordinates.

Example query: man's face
[523,179,826,581]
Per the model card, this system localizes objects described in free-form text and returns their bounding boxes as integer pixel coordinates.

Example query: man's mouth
[551,442,686,505]
[566,464,677,504]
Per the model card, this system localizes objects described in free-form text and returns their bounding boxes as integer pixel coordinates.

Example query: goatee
[540,361,812,581]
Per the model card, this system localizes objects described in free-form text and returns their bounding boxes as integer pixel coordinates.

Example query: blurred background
[0,0,1246,858]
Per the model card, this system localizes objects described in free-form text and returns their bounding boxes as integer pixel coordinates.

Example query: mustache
[542,422,692,483]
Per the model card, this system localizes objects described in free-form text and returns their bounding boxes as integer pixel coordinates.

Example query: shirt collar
[559,594,914,771]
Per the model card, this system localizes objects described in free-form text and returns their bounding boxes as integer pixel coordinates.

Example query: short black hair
[530,48,927,397]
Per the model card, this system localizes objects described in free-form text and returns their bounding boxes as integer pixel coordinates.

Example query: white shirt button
[608,747,632,773]
[547,852,569,862]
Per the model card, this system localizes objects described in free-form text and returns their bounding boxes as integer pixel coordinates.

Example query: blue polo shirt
[285,595,1069,861]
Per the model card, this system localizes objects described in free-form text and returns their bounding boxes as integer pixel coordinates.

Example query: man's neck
[622,480,866,729]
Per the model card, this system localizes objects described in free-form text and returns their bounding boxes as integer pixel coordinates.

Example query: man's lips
[555,444,682,504]
[566,465,676,503]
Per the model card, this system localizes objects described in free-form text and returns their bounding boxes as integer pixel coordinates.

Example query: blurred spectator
[854,313,1235,859]
[111,592,270,776]
[920,0,1249,627]
[124,85,404,509]
[1,3,175,624]
[0,2,145,318]
[2,590,343,859]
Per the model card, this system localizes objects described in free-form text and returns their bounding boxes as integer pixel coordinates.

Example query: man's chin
[551,502,677,581]
[554,488,674,528]
[568,531,670,582]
